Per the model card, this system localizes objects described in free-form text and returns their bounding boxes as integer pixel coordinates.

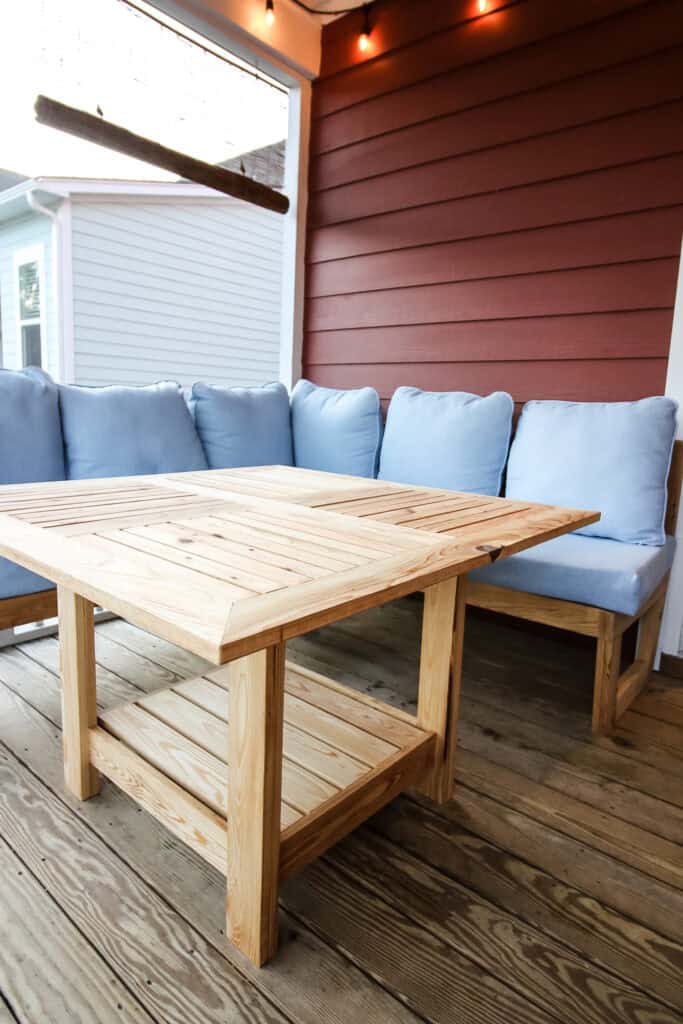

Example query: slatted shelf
[90,660,436,880]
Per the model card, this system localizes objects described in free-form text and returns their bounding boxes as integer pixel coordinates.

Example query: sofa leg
[592,585,667,735]
[592,613,622,735]
[613,590,666,723]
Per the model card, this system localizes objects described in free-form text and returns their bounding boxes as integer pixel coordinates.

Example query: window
[15,248,44,368]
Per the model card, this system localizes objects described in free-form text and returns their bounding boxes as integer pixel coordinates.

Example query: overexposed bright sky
[0,0,288,181]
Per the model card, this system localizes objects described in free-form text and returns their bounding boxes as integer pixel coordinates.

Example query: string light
[358,4,371,51]
[266,0,374,52]
[264,0,491,49]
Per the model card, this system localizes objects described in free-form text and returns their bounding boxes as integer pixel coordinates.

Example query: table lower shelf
[89,660,435,879]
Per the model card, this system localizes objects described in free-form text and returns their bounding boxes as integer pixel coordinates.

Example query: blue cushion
[59,381,208,479]
[470,533,676,617]
[291,379,382,477]
[191,381,293,469]
[378,387,513,495]
[0,368,65,598]
[0,559,54,601]
[506,398,678,545]
[0,368,65,484]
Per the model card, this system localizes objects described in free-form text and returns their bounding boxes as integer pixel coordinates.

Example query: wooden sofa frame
[467,440,683,735]
[0,588,58,633]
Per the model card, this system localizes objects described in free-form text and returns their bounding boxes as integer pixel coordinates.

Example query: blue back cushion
[0,368,65,598]
[291,380,382,478]
[59,381,208,479]
[378,387,513,495]
[506,398,678,545]
[191,381,293,469]
[0,368,65,484]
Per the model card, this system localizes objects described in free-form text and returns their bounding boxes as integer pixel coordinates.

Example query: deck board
[0,601,682,1021]
[0,835,155,1024]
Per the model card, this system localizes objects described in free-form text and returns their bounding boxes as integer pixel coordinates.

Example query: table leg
[226,642,286,966]
[416,577,465,804]
[58,587,100,800]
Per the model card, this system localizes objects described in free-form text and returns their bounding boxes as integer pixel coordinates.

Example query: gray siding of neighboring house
[69,197,284,388]
[0,212,58,376]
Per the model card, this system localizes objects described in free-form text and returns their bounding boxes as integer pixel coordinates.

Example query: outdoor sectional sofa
[0,367,680,737]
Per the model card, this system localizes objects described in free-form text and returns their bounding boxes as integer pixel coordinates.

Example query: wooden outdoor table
[0,466,597,966]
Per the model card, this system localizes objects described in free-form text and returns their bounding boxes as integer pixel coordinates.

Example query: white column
[279,80,311,392]
[658,239,683,662]
[57,198,75,383]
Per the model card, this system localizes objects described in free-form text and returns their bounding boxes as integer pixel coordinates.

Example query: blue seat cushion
[0,559,54,601]
[378,387,513,495]
[506,398,678,546]
[191,381,293,469]
[469,533,676,616]
[59,381,208,479]
[291,379,382,477]
[0,368,66,484]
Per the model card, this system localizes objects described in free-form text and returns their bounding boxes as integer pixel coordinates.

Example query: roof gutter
[26,189,59,224]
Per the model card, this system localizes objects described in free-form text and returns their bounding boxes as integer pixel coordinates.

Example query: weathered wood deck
[0,599,681,1023]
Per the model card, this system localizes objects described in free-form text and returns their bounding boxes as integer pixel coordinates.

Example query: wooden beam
[34,95,289,215]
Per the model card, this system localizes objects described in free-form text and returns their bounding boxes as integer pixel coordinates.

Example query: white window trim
[13,243,48,370]
[0,277,4,367]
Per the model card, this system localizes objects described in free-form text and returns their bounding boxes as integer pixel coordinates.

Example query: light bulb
[265,0,274,26]
[359,3,371,51]
[478,0,487,10]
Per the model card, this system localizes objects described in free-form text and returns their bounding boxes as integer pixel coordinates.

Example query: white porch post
[279,80,311,392]
[658,237,683,664]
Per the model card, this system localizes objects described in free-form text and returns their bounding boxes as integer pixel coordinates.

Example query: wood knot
[477,544,503,562]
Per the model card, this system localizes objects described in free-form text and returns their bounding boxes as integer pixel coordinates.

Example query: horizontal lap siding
[308,360,666,404]
[71,199,283,389]
[304,0,683,404]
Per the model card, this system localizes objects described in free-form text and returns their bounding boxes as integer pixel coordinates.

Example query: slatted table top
[0,467,597,664]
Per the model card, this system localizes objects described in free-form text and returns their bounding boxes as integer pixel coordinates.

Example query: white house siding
[0,212,58,376]
[69,198,284,389]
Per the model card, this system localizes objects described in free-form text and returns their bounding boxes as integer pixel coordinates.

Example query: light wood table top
[0,466,597,665]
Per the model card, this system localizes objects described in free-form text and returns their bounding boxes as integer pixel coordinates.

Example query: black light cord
[119,0,288,93]
[288,0,371,14]
[265,0,375,52]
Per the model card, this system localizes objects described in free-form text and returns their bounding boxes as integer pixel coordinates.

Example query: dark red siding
[303,0,683,405]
